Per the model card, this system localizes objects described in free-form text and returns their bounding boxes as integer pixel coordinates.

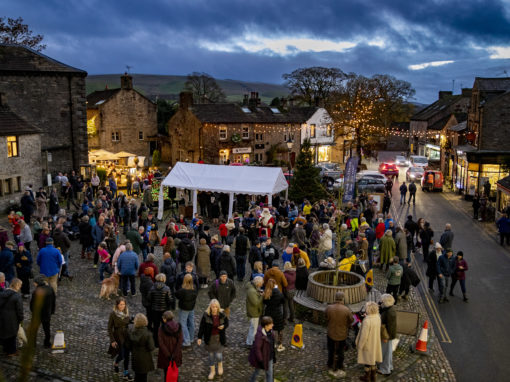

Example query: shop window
[326,124,332,137]
[219,126,227,140]
[112,132,120,142]
[242,126,250,140]
[138,131,144,140]
[310,124,316,138]
[318,146,331,162]
[7,136,18,157]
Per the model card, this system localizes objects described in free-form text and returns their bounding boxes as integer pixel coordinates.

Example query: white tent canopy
[157,162,289,220]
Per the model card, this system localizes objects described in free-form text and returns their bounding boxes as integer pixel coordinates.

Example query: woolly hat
[34,275,46,286]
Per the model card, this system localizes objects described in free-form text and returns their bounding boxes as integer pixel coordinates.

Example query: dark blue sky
[4,0,510,103]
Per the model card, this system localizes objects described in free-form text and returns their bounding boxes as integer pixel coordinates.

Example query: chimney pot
[438,91,452,100]
[461,88,472,97]
[120,73,133,90]
[179,92,193,109]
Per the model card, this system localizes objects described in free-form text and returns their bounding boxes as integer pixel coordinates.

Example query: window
[256,133,263,141]
[242,126,249,140]
[241,107,251,113]
[112,132,120,142]
[138,131,144,140]
[270,107,281,114]
[7,136,18,157]
[326,124,332,137]
[310,124,316,138]
[3,178,11,195]
[219,126,227,140]
[12,177,21,193]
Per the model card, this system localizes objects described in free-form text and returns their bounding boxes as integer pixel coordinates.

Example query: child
[98,242,111,281]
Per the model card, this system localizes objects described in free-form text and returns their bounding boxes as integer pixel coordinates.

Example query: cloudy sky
[4,0,510,103]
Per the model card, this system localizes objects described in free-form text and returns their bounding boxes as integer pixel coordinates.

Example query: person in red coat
[259,208,275,237]
[248,316,276,382]
[375,219,385,240]
[138,253,159,282]
[158,311,183,380]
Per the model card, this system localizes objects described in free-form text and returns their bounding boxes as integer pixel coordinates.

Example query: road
[376,152,510,382]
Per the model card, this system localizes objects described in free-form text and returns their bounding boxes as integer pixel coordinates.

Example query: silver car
[406,166,424,182]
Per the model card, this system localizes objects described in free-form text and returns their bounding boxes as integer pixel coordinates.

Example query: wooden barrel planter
[306,270,367,305]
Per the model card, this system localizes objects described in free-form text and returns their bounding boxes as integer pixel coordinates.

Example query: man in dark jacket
[248,240,262,272]
[30,275,56,348]
[175,262,199,291]
[408,181,417,204]
[385,178,393,197]
[0,278,23,355]
[0,241,15,283]
[365,227,376,269]
[217,246,236,280]
[232,228,250,282]
[404,215,418,245]
[496,212,510,246]
[437,248,456,303]
[139,274,154,330]
[53,225,72,280]
[399,182,408,205]
[439,224,454,250]
[177,234,195,272]
[208,271,236,317]
[160,252,177,294]
[325,291,353,377]
[20,190,35,224]
[262,237,278,270]
[148,273,173,346]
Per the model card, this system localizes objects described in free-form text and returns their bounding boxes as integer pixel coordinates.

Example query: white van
[409,155,428,168]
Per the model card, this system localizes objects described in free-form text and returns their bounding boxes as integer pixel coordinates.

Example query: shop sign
[233,147,252,154]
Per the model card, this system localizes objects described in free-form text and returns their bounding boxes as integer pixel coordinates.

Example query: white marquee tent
[157,162,289,220]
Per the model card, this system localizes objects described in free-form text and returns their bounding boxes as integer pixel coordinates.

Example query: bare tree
[0,17,45,51]
[184,72,226,104]
[283,67,346,106]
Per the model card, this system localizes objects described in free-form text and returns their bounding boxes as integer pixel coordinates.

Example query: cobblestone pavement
[0,217,456,382]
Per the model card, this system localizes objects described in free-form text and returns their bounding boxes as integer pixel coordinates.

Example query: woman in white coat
[356,301,382,381]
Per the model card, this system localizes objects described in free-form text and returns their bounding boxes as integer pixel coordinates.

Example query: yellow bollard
[291,324,304,349]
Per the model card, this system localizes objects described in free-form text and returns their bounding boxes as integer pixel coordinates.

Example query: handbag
[17,324,27,344]
[380,324,390,341]
[166,359,179,382]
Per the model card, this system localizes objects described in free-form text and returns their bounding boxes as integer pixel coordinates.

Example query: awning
[157,162,288,219]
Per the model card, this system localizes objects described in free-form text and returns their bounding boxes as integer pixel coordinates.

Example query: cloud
[488,46,510,59]
[408,60,455,70]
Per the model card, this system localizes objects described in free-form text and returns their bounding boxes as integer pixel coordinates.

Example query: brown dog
[99,273,120,300]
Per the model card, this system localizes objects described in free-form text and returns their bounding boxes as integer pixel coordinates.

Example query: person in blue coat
[496,212,510,246]
[0,241,15,283]
[37,237,62,294]
[117,242,140,297]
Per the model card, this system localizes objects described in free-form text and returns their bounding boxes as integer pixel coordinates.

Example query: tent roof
[161,162,288,195]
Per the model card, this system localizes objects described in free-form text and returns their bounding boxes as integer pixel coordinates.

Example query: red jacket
[375,223,386,239]
[138,262,159,281]
[219,224,228,237]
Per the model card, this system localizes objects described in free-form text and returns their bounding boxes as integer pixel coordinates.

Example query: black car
[356,177,386,193]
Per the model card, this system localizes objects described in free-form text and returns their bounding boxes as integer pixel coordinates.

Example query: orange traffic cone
[411,321,429,355]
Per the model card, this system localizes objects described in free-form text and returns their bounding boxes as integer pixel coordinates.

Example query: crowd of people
[0,167,475,382]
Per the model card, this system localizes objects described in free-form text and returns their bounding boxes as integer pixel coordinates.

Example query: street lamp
[286,137,294,173]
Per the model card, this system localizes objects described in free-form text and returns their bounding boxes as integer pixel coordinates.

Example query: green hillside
[86,74,289,104]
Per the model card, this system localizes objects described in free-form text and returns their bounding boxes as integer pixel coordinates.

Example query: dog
[99,273,120,300]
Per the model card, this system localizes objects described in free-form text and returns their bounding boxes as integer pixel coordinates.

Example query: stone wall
[167,109,202,164]
[0,134,42,212]
[0,73,88,176]
[89,90,157,158]
[480,92,510,150]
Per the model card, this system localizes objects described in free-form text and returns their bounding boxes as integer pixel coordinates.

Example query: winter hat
[292,247,300,254]
[219,270,228,276]
[34,275,46,286]
[223,245,230,253]
[5,241,15,248]
[435,242,442,249]
[17,242,24,247]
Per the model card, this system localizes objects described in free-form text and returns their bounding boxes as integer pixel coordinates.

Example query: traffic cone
[411,321,429,355]
[291,324,304,349]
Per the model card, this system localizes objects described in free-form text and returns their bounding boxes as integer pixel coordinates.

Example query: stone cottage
[87,74,157,161]
[0,44,88,178]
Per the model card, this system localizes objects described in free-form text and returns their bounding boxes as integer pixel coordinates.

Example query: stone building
[0,44,88,178]
[167,92,303,166]
[0,98,43,211]
[295,107,335,163]
[87,74,157,161]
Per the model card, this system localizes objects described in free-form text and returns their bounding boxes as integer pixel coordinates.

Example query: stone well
[306,270,367,305]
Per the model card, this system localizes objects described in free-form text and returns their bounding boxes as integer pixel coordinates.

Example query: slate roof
[449,121,467,132]
[411,95,463,121]
[0,44,86,75]
[0,106,42,136]
[428,115,452,131]
[86,89,121,108]
[287,106,320,121]
[190,103,306,124]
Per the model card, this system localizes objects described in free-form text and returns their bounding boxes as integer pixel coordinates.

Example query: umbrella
[115,151,138,158]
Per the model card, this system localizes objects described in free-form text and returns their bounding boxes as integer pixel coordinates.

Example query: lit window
[310,124,316,138]
[241,107,251,113]
[138,131,144,140]
[326,124,332,137]
[112,132,120,142]
[270,107,281,114]
[242,126,249,139]
[219,126,227,140]
[7,136,18,157]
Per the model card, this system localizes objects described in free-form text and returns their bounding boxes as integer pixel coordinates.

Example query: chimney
[280,97,287,110]
[179,91,193,110]
[438,91,452,100]
[243,94,249,106]
[249,91,260,107]
[0,93,6,106]
[120,72,133,90]
[461,88,472,97]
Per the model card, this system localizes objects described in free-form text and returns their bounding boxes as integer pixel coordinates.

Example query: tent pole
[192,189,198,217]
[157,185,164,221]
[228,192,234,219]
[267,194,272,206]
[285,188,288,201]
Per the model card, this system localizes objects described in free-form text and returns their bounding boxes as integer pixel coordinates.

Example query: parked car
[409,155,428,168]
[395,155,409,166]
[406,166,425,182]
[356,170,387,182]
[378,162,399,177]
[316,162,343,180]
[357,178,386,194]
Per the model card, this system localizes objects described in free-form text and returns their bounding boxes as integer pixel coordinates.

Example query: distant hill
[86,74,290,104]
